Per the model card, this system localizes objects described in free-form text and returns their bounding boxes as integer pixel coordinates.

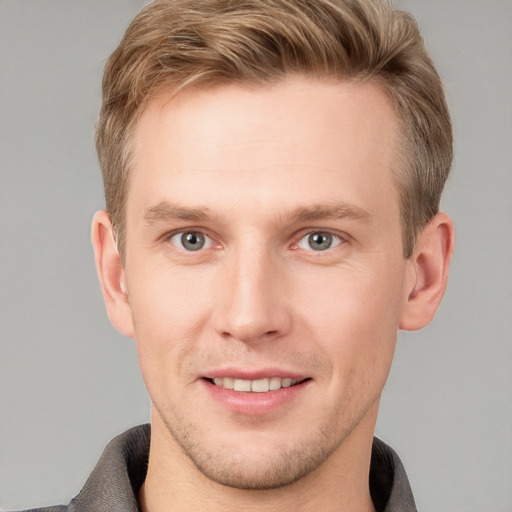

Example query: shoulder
[6,425,150,512]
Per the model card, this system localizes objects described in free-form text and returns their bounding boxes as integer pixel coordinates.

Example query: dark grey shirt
[21,424,417,512]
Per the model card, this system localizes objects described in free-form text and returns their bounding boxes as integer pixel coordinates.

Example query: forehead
[129,77,400,224]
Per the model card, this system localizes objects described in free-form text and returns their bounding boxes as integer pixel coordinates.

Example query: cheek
[297,261,404,380]
[127,255,214,329]
[126,264,215,385]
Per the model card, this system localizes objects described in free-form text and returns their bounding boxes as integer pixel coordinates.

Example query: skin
[92,76,454,511]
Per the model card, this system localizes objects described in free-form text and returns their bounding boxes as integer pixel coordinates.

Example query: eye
[169,231,212,251]
[296,231,343,251]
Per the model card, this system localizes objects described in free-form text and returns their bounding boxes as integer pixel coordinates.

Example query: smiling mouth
[205,377,309,393]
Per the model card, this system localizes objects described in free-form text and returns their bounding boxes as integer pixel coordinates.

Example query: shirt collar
[68,424,417,512]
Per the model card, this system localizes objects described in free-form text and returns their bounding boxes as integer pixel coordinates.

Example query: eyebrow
[143,201,213,224]
[292,203,372,223]
[143,200,372,226]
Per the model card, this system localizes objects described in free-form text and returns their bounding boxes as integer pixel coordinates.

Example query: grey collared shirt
[21,424,417,512]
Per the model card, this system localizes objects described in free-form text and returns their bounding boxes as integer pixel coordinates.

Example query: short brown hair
[96,0,452,258]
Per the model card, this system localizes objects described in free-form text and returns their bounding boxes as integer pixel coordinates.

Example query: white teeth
[281,378,293,388]
[222,377,234,389]
[233,379,251,392]
[211,377,299,392]
[269,377,282,390]
[251,378,269,393]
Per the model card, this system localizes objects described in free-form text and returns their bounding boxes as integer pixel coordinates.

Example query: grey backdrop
[1,1,511,511]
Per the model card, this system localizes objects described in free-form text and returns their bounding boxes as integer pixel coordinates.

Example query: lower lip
[202,379,310,415]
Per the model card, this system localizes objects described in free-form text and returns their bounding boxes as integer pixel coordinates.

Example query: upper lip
[202,368,309,381]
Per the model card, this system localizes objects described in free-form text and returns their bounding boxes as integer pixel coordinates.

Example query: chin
[161,413,349,490]
[188,442,333,490]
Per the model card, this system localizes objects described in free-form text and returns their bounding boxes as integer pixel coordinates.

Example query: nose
[212,245,292,344]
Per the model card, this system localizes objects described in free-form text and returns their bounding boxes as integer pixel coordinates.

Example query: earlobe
[91,211,135,338]
[399,213,454,331]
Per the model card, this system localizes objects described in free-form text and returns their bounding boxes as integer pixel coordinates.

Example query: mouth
[205,376,310,393]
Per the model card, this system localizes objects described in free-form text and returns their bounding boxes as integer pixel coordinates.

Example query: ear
[91,210,135,338]
[399,212,454,331]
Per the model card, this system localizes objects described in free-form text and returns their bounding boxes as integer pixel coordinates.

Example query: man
[22,0,454,510]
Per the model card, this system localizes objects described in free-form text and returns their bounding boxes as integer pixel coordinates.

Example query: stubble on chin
[155,404,362,491]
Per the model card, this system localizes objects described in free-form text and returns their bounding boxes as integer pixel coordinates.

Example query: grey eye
[297,232,342,251]
[170,231,211,251]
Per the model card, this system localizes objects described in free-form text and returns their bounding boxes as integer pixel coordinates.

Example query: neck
[139,403,379,512]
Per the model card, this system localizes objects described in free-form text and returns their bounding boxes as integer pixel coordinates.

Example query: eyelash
[168,231,215,252]
[166,228,347,254]
[294,231,345,252]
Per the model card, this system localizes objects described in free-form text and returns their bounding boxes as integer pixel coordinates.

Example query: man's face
[121,77,411,488]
